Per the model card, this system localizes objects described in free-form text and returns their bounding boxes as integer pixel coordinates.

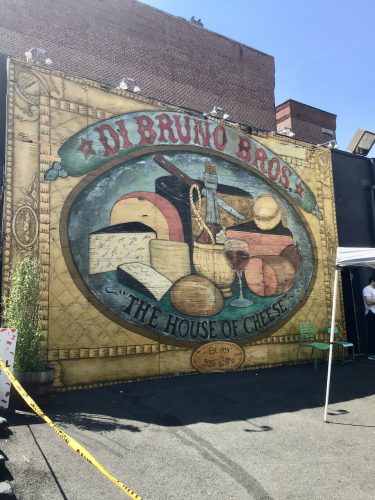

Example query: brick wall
[276,99,336,144]
[0,0,276,130]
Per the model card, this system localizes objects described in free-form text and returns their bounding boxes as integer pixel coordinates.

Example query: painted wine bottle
[196,162,223,244]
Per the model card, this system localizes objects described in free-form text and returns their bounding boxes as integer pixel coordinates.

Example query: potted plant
[2,253,54,404]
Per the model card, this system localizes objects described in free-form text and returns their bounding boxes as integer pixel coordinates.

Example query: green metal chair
[327,326,354,362]
[295,322,330,371]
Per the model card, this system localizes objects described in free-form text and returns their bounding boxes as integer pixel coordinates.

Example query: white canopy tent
[324,247,375,422]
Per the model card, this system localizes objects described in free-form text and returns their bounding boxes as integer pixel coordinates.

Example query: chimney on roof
[190,16,204,27]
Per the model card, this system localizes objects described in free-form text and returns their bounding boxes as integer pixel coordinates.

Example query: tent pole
[349,269,361,353]
[324,267,340,422]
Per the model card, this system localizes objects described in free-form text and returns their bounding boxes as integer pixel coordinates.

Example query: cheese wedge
[117,263,172,301]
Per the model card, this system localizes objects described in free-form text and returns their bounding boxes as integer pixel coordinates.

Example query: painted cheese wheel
[245,255,296,297]
[170,275,224,316]
[110,191,184,242]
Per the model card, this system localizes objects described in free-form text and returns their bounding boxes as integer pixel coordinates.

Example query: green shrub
[3,254,44,372]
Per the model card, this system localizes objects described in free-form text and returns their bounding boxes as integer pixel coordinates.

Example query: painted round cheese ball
[170,275,224,316]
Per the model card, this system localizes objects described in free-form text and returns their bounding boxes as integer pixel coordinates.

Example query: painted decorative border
[2,62,15,290]
[46,330,332,362]
[39,94,51,357]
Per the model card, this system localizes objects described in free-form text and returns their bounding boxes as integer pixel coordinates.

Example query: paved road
[3,359,375,499]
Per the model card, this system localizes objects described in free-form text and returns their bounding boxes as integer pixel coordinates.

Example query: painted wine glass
[224,238,253,307]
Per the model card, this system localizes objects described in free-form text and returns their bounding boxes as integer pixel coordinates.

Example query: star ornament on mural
[77,138,97,160]
[295,182,304,197]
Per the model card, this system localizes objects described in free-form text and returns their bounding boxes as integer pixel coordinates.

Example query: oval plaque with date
[191,341,245,373]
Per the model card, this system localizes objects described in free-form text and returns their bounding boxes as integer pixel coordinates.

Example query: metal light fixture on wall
[347,129,375,156]
[317,140,338,149]
[203,106,230,120]
[24,48,52,65]
[278,127,295,138]
[117,77,141,93]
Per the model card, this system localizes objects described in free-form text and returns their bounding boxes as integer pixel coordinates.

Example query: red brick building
[0,0,276,131]
[276,99,337,145]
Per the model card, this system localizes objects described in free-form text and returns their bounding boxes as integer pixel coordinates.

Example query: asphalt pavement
[2,357,375,500]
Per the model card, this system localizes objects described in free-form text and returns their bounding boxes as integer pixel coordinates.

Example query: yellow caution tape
[0,358,142,500]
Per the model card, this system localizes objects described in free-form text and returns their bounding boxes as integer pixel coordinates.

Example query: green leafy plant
[3,254,44,372]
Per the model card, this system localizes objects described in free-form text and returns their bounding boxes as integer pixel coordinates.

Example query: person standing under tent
[362,274,375,360]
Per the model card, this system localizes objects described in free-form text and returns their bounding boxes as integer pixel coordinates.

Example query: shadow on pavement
[8,358,375,432]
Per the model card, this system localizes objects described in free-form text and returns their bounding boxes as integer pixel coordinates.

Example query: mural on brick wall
[46,111,319,345]
[3,62,342,385]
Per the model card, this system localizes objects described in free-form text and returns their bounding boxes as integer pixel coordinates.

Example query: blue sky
[142,0,374,152]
